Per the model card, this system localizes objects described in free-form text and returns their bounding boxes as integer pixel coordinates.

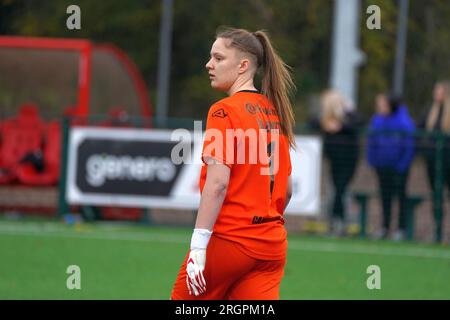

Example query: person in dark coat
[418,81,450,243]
[312,89,361,236]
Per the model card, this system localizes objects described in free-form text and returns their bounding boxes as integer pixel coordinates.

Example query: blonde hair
[216,27,296,148]
[426,81,450,132]
[319,89,346,127]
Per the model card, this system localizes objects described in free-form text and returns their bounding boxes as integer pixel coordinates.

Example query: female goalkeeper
[171,27,295,300]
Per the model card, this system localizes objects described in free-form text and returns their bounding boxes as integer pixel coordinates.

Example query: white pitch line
[0,223,188,244]
[0,222,449,260]
[287,241,450,260]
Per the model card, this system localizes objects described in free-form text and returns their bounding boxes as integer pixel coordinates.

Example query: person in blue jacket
[367,94,416,241]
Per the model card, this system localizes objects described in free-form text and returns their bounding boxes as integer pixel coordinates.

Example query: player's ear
[238,59,250,74]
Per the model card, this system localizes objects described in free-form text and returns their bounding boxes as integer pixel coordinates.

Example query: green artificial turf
[0,219,449,299]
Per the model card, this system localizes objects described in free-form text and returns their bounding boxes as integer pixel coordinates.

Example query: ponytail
[253,31,296,148]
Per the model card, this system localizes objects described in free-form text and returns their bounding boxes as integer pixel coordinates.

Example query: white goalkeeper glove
[186,228,212,296]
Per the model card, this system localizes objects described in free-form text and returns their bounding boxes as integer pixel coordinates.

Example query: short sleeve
[201,103,235,169]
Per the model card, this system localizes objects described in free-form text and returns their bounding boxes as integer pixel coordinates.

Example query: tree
[2,0,450,125]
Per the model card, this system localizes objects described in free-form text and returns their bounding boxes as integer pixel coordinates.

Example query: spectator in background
[419,81,450,243]
[315,89,361,236]
[367,94,416,241]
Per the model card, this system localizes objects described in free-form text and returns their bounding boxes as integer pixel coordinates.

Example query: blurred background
[1,0,449,120]
[1,0,450,299]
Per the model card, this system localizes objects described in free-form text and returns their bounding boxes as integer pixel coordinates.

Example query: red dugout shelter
[0,36,152,119]
[0,36,153,218]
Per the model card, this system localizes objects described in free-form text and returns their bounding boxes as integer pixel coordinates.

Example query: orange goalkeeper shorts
[171,234,286,300]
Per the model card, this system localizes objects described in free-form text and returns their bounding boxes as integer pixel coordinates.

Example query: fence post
[141,208,153,225]
[57,116,70,217]
[433,133,444,243]
[405,195,423,241]
[354,193,368,238]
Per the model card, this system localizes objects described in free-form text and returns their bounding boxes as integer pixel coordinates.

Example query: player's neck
[227,78,257,96]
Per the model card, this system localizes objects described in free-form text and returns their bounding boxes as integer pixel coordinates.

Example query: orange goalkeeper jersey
[199,90,292,260]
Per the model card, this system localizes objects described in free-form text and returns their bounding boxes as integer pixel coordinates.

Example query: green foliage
[359,0,450,121]
[359,0,397,119]
[406,0,450,119]
[1,0,450,124]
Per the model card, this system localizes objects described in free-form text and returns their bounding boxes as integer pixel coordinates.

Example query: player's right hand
[186,248,206,296]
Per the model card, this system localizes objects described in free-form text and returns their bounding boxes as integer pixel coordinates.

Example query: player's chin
[210,79,219,89]
[210,81,228,93]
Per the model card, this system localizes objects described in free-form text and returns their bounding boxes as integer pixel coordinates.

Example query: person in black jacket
[419,81,450,243]
[313,89,362,236]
